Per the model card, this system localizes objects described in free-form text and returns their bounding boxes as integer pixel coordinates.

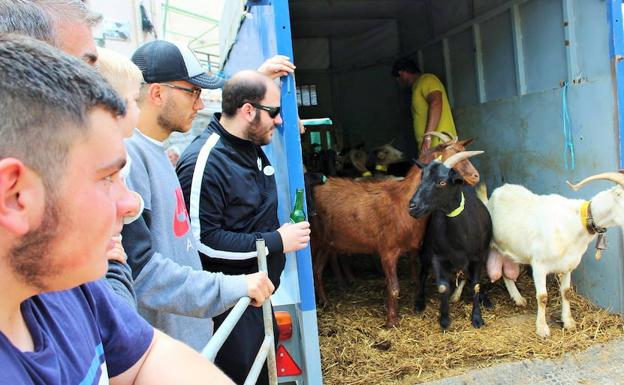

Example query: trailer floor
[421,337,624,385]
[317,257,624,385]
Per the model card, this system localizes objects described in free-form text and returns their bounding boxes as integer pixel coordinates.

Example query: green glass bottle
[289,188,306,223]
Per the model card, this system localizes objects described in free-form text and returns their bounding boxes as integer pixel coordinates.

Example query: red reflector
[276,345,302,377]
[275,311,292,340]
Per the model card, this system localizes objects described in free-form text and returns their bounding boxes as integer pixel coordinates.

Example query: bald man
[176,71,311,385]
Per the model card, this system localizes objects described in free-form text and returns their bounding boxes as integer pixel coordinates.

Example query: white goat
[486,172,624,337]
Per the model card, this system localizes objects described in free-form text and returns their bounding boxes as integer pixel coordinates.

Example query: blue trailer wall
[416,0,624,312]
[221,2,323,383]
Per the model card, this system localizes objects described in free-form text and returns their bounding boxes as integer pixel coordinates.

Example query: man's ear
[240,103,256,123]
[147,83,164,106]
[0,159,36,236]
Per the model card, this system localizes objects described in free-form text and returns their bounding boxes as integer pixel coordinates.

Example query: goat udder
[502,258,520,281]
[486,249,503,282]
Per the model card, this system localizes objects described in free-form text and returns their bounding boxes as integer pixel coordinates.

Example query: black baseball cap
[131,40,224,89]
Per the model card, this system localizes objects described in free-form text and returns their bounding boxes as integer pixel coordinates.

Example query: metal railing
[201,239,277,385]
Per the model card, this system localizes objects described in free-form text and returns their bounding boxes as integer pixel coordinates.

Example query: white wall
[90,0,162,56]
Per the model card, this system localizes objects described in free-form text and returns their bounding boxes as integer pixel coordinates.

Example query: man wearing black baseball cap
[133,39,225,90]
[120,40,278,353]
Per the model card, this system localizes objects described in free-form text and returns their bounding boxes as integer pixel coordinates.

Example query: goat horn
[566,172,624,191]
[424,131,452,143]
[442,150,484,169]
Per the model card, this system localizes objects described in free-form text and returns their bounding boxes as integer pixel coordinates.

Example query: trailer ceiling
[289,0,511,54]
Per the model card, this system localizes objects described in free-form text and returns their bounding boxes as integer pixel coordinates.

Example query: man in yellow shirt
[392,58,457,153]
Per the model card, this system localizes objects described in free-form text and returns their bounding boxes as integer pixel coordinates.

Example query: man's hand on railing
[245,272,275,307]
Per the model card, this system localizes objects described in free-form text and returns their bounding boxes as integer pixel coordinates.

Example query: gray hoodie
[120,129,247,351]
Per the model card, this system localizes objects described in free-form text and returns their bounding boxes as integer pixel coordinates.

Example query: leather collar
[580,200,606,235]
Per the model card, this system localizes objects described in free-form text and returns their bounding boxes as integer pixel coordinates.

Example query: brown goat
[311,137,478,328]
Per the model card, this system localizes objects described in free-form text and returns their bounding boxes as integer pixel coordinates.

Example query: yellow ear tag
[435,155,443,161]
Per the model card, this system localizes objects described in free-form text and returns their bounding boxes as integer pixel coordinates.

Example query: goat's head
[566,171,624,224]
[408,151,484,218]
[374,143,404,165]
[420,134,480,186]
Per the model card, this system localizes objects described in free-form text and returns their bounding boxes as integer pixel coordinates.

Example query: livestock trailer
[219,0,624,383]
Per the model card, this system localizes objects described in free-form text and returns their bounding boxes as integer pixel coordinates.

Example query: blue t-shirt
[0,280,154,384]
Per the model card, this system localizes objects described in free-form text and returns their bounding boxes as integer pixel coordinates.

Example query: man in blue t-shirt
[0,35,234,384]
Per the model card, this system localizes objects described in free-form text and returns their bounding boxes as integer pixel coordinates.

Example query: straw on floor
[317,268,624,385]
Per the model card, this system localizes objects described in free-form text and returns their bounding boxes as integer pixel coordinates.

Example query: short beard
[157,98,186,134]
[247,113,271,146]
[9,195,61,291]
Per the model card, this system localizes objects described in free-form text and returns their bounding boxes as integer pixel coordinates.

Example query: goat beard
[9,197,61,291]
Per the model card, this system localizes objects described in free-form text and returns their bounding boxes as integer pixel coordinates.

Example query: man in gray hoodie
[121,40,275,351]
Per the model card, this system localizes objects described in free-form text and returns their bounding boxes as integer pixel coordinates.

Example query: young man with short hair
[122,40,275,351]
[0,34,234,385]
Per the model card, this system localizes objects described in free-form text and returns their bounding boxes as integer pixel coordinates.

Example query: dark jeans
[213,305,279,385]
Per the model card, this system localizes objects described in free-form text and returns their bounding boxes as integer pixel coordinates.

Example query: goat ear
[449,169,464,185]
[459,138,475,147]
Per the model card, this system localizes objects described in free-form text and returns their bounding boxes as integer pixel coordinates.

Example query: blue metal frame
[271,0,314,314]
[220,1,323,383]
[272,1,323,383]
[608,0,624,168]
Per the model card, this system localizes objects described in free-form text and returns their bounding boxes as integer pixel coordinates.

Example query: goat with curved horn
[442,150,484,169]
[566,172,624,191]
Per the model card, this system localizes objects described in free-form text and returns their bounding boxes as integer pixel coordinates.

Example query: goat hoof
[536,324,551,338]
[414,300,426,313]
[385,319,399,329]
[514,297,527,307]
[471,316,485,329]
[439,317,450,330]
[564,318,577,331]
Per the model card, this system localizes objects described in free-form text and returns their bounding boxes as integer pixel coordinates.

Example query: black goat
[408,151,492,329]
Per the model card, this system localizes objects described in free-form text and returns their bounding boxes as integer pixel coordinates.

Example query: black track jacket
[176,114,285,287]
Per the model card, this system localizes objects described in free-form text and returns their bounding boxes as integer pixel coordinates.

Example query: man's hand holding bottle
[277,221,311,253]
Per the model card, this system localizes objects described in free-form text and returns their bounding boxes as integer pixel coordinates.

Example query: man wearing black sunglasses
[176,70,311,385]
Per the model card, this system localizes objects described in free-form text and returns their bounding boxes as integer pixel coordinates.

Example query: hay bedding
[317,267,624,385]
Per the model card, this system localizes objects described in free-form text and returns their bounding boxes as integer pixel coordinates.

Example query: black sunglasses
[249,102,281,118]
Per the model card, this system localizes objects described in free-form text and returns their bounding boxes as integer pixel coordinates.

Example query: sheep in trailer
[311,135,480,328]
[486,172,624,337]
[408,151,492,329]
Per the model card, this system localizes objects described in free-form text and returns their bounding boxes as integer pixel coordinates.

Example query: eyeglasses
[159,83,202,102]
[249,102,281,118]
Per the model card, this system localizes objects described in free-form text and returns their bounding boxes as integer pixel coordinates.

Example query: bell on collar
[594,233,607,260]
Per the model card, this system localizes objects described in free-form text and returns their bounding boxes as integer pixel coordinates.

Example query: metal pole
[243,336,272,385]
[201,296,251,362]
[256,239,277,385]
